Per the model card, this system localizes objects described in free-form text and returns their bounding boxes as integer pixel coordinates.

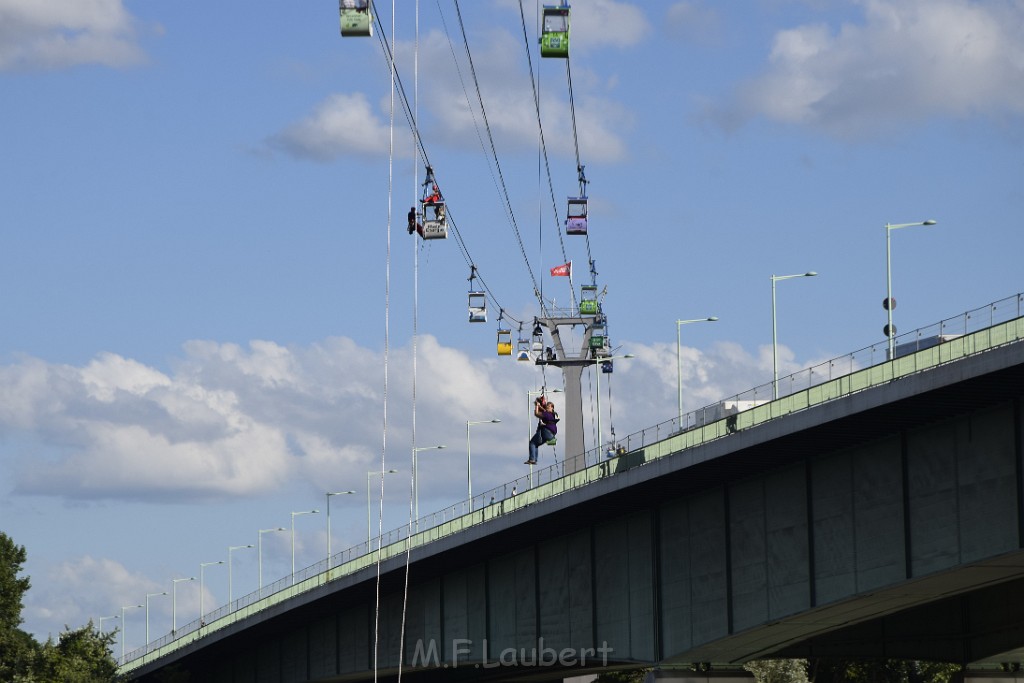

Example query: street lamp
[676,317,718,428]
[227,544,254,603]
[199,560,223,622]
[98,614,118,633]
[120,603,143,663]
[885,219,937,358]
[171,577,194,633]
[466,419,501,509]
[592,354,635,451]
[366,469,399,546]
[412,446,446,524]
[771,272,818,399]
[326,490,356,565]
[290,509,319,580]
[258,527,286,597]
[145,591,167,646]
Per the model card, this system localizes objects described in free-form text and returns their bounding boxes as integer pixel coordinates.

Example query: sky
[1,0,1023,657]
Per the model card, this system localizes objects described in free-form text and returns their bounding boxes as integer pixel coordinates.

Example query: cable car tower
[533,267,609,473]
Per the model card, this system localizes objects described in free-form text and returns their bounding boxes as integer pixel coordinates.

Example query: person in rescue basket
[526,397,558,465]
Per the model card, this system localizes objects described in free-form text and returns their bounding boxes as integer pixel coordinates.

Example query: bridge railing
[120,292,1024,670]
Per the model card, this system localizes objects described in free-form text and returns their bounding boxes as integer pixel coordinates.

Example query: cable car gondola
[340,0,373,37]
[566,196,587,235]
[497,328,512,356]
[469,292,487,323]
[516,337,531,361]
[579,284,598,316]
[418,166,447,240]
[540,3,570,58]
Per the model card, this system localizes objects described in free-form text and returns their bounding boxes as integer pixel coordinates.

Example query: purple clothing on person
[539,409,558,435]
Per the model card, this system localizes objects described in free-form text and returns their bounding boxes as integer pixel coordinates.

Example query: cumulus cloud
[706,0,1024,137]
[0,331,804,504]
[495,0,649,51]
[271,26,632,163]
[0,0,146,71]
[267,92,396,161]
[22,555,167,635]
[665,1,722,44]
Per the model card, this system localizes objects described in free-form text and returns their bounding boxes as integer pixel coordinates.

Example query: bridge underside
[129,343,1024,682]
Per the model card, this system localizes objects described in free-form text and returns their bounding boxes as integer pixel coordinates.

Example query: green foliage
[746,658,810,683]
[0,532,119,682]
[594,668,651,683]
[808,658,961,683]
[35,622,120,682]
[0,532,36,681]
[0,532,31,630]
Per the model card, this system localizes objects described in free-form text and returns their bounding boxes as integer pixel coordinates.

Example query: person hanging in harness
[526,396,558,465]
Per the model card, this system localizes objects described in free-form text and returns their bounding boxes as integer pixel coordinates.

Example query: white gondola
[469,291,487,323]
[420,200,447,240]
[340,0,373,37]
[516,337,531,361]
[565,196,587,235]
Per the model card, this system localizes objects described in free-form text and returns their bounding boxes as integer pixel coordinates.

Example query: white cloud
[708,0,1024,136]
[268,92,396,161]
[495,0,650,51]
[665,2,722,44]
[22,555,166,636]
[568,0,650,51]
[272,25,632,163]
[0,0,145,71]
[0,332,819,503]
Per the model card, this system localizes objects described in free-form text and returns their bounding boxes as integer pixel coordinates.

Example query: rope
[395,2,421,679]
[372,4,398,680]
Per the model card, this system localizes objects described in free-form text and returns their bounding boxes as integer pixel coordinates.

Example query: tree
[0,531,119,682]
[746,658,810,683]
[34,622,119,683]
[0,531,36,681]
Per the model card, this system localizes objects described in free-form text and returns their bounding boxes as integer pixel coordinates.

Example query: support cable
[372,3,398,681]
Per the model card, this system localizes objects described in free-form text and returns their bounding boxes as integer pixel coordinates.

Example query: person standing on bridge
[526,397,558,465]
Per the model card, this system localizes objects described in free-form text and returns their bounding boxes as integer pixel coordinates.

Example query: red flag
[550,261,571,277]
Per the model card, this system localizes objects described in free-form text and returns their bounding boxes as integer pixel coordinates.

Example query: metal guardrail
[120,293,1024,671]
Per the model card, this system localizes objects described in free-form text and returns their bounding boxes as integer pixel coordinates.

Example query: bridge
[121,295,1024,682]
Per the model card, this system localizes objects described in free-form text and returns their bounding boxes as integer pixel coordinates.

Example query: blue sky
[2,0,1022,656]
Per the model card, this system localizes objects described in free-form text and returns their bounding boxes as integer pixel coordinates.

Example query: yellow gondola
[497,329,512,356]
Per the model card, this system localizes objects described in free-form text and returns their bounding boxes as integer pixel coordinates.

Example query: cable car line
[515,0,573,312]
[450,0,544,303]
[367,3,542,328]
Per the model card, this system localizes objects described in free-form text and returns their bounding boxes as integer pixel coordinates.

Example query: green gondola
[540,4,569,58]
[340,0,372,38]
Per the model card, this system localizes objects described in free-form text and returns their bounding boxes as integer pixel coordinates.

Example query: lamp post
[227,544,254,603]
[592,354,635,451]
[290,509,319,581]
[171,577,194,633]
[199,560,223,623]
[412,446,446,524]
[326,490,356,566]
[120,603,143,663]
[98,614,118,632]
[675,317,718,428]
[258,527,286,597]
[367,469,399,546]
[885,219,937,358]
[466,419,501,510]
[771,272,818,399]
[145,591,167,646]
